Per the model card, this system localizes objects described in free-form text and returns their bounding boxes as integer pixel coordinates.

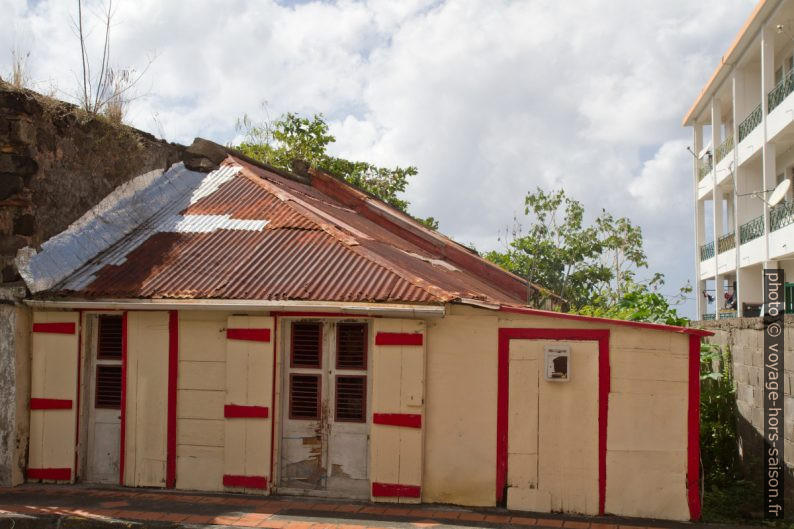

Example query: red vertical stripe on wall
[597,335,610,516]
[74,310,84,480]
[166,310,178,488]
[496,328,610,514]
[268,314,278,493]
[119,311,128,486]
[687,335,702,520]
[495,331,510,504]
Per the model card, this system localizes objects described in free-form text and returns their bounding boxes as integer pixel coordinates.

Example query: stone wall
[697,315,794,507]
[0,81,184,283]
[0,82,184,486]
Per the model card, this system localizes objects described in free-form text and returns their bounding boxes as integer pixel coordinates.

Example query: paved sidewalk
[0,485,736,529]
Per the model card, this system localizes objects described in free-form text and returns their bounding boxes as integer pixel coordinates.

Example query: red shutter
[289,374,321,420]
[335,375,366,422]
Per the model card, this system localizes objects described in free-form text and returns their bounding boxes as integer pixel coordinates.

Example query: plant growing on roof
[234,111,438,230]
[74,0,155,123]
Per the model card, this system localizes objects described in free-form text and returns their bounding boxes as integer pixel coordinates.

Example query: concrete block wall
[698,315,794,504]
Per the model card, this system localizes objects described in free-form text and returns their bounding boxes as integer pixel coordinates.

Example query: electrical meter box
[544,344,570,382]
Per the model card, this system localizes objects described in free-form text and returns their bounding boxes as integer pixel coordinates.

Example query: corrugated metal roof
[33,154,545,306]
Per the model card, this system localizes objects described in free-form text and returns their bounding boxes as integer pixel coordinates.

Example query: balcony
[702,313,716,320]
[738,103,762,142]
[715,134,734,164]
[771,199,793,231]
[717,232,736,253]
[700,241,715,261]
[739,215,764,243]
[698,159,713,181]
[769,69,794,112]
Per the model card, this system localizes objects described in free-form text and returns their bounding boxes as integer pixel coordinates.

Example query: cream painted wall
[176,311,227,491]
[124,311,169,487]
[424,314,497,506]
[224,315,274,494]
[426,305,692,521]
[370,318,425,504]
[29,311,79,482]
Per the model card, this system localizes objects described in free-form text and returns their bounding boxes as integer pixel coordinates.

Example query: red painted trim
[496,328,610,515]
[75,309,83,480]
[223,474,268,489]
[498,305,713,337]
[687,335,702,521]
[119,311,128,486]
[227,328,271,342]
[30,398,73,410]
[269,314,278,493]
[166,310,178,489]
[27,468,71,481]
[32,322,76,334]
[375,332,423,346]
[371,482,421,498]
[373,413,422,428]
[224,404,269,418]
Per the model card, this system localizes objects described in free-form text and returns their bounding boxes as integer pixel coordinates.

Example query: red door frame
[496,328,610,515]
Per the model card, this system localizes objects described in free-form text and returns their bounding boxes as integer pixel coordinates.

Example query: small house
[16,146,709,521]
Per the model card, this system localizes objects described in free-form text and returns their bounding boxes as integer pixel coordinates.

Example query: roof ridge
[235,161,451,303]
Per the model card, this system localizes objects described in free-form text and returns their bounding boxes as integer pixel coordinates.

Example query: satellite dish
[768,179,791,207]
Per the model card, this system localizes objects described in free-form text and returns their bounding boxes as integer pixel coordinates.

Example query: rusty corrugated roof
[40,154,547,305]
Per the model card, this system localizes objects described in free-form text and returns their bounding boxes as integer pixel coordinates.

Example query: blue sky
[3,0,758,317]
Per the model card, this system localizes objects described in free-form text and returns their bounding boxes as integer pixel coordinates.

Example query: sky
[1,0,758,317]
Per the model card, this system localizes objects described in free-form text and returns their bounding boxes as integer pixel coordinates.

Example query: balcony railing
[700,241,715,261]
[698,159,713,181]
[770,199,793,231]
[769,69,794,112]
[739,214,764,243]
[738,103,762,142]
[719,311,737,319]
[716,134,734,164]
[702,313,716,320]
[717,232,736,253]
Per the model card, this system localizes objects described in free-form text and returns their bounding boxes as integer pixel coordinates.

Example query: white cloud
[1,0,757,317]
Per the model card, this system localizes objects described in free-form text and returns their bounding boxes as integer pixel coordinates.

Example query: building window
[335,375,366,422]
[289,374,321,420]
[95,365,122,408]
[336,323,367,370]
[291,322,322,368]
[97,315,123,360]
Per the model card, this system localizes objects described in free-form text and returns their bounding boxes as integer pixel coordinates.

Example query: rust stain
[47,153,547,306]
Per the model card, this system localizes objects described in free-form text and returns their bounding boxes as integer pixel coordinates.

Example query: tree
[235,112,438,229]
[576,276,689,326]
[484,188,647,309]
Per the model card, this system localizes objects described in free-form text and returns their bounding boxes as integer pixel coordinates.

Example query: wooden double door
[280,320,371,498]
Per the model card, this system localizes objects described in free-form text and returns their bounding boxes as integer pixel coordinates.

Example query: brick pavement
[0,485,739,529]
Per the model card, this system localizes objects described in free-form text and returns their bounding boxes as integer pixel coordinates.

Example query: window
[291,322,322,368]
[95,365,122,408]
[336,323,367,370]
[289,374,321,420]
[97,315,123,359]
[335,375,366,422]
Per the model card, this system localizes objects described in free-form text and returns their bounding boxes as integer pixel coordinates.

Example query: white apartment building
[686,0,794,320]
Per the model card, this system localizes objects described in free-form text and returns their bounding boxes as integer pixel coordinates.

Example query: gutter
[23,298,446,318]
